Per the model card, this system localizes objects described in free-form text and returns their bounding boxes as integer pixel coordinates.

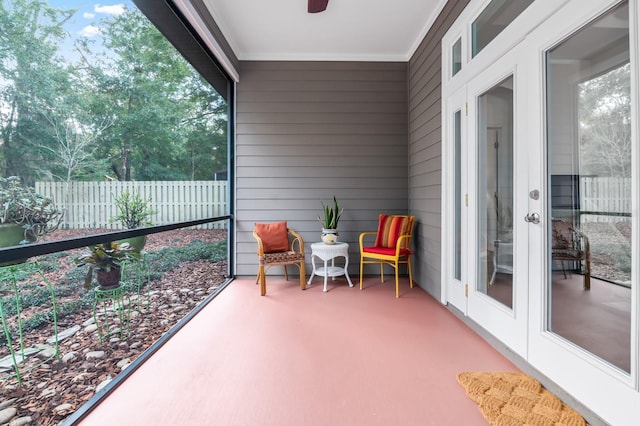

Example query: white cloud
[94,4,126,16]
[83,12,96,19]
[78,25,102,37]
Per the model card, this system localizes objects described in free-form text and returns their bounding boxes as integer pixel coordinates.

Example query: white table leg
[308,255,317,285]
[323,259,329,292]
[344,255,353,287]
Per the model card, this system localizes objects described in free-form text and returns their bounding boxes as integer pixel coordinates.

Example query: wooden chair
[253,221,306,296]
[359,214,415,298]
[552,219,591,290]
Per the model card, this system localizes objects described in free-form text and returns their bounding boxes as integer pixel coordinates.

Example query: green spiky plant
[317,196,343,230]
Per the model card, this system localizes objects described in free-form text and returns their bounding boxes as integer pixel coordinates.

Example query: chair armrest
[359,231,377,251]
[252,230,265,256]
[395,234,413,255]
[288,228,305,254]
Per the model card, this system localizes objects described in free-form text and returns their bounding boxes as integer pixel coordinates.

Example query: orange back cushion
[255,221,290,253]
[374,214,411,248]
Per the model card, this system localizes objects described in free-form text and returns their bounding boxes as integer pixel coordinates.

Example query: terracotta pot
[96,266,122,290]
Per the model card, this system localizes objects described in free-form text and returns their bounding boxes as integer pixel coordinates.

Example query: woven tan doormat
[457,371,587,426]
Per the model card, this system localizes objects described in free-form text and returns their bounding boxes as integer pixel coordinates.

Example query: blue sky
[47,1,135,61]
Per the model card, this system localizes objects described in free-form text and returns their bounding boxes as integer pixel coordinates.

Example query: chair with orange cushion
[253,221,306,296]
[359,214,415,298]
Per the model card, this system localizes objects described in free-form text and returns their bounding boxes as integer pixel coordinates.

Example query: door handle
[524,212,540,224]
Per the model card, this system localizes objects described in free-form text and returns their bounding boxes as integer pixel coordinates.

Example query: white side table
[308,242,354,292]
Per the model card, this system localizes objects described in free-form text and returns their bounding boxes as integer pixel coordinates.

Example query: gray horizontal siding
[235,61,408,278]
[408,0,469,298]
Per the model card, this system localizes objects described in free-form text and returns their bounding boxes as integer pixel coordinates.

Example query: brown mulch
[0,229,228,425]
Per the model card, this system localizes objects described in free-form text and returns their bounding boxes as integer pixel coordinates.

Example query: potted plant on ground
[109,190,157,252]
[317,196,343,245]
[0,176,63,254]
[74,241,141,290]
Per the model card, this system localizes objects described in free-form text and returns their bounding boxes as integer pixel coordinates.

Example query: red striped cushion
[374,214,410,248]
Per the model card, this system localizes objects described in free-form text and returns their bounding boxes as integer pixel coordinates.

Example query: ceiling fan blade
[308,0,329,13]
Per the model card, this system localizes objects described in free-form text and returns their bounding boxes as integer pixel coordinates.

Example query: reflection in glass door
[477,76,514,308]
[546,1,631,372]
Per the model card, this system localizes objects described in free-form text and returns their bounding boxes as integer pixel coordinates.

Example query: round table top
[311,241,348,248]
[310,241,349,257]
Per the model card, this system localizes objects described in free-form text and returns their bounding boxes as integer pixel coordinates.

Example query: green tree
[77,7,227,181]
[0,0,74,185]
[578,63,631,178]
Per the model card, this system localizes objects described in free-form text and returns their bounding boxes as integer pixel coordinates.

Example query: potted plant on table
[0,176,63,262]
[109,190,157,252]
[317,196,343,245]
[74,241,141,290]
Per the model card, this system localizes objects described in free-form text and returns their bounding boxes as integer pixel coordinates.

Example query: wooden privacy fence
[35,181,228,229]
[580,177,631,223]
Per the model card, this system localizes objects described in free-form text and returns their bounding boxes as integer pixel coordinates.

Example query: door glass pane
[477,76,514,308]
[453,38,462,76]
[546,1,631,373]
[472,0,534,57]
[454,110,462,280]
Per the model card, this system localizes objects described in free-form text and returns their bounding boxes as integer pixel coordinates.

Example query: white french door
[525,1,639,423]
[464,49,529,357]
[444,49,530,355]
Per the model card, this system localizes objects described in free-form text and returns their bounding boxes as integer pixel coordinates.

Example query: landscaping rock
[9,416,32,426]
[95,376,112,393]
[0,399,16,410]
[86,351,105,360]
[62,352,77,363]
[48,325,81,343]
[84,324,98,333]
[53,403,74,415]
[36,347,57,359]
[0,407,17,424]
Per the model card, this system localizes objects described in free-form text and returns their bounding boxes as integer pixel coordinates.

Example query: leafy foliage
[110,190,157,229]
[0,176,62,240]
[74,241,141,288]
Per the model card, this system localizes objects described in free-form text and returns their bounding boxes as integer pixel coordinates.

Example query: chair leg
[259,266,267,296]
[299,262,306,290]
[359,256,364,290]
[584,259,591,291]
[379,263,385,282]
[394,260,400,298]
[284,265,289,281]
[561,260,567,279]
[408,257,414,289]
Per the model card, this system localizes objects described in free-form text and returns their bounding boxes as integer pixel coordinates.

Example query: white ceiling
[202,0,448,61]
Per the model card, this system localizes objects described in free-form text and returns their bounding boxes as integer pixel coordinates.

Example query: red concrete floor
[78,276,519,425]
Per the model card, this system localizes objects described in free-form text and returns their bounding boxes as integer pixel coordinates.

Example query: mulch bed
[0,229,228,425]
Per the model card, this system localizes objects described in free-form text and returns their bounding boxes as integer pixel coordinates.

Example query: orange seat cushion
[374,214,410,248]
[255,221,290,253]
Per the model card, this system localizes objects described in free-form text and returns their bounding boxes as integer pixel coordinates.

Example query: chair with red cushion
[253,221,306,296]
[359,214,415,298]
